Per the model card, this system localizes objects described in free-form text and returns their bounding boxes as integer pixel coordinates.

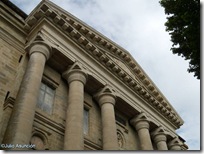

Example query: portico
[0,0,188,151]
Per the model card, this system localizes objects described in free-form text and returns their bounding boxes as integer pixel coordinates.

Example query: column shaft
[2,51,47,149]
[130,113,153,150]
[101,102,118,150]
[63,68,87,150]
[136,122,153,150]
[64,80,84,150]
[154,135,168,150]
[94,86,118,150]
[169,145,182,150]
[157,140,168,150]
[151,127,168,150]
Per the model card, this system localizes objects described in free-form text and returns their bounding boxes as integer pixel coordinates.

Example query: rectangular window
[37,82,55,114]
[83,109,89,134]
[115,114,126,126]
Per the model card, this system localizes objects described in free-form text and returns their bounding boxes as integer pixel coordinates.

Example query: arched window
[30,133,49,150]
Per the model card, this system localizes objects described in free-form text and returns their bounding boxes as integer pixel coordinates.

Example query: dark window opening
[83,109,89,134]
[115,114,126,126]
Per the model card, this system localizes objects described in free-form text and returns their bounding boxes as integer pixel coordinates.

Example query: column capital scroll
[168,137,183,150]
[62,62,88,85]
[151,126,167,143]
[26,40,52,61]
[130,112,150,131]
[94,85,117,107]
[151,126,168,150]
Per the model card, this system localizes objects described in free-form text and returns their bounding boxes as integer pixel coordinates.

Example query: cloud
[10,0,41,14]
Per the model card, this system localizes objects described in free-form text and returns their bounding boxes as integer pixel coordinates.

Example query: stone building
[0,0,188,150]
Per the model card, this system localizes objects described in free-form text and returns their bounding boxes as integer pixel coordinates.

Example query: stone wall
[0,29,141,151]
[0,38,25,143]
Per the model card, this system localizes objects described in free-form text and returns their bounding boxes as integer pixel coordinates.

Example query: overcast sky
[10,0,201,150]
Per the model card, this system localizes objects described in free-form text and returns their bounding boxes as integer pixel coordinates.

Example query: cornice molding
[0,2,27,37]
[0,28,25,53]
[84,138,102,150]
[24,1,183,128]
[34,111,65,136]
[1,0,27,20]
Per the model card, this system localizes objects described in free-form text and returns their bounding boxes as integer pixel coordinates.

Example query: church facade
[0,0,188,150]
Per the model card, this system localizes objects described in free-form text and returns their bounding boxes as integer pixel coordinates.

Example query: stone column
[130,112,153,150]
[151,126,168,150]
[62,63,87,150]
[94,86,118,150]
[168,137,182,150]
[2,41,52,149]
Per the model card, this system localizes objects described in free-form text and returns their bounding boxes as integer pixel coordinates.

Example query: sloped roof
[1,0,27,19]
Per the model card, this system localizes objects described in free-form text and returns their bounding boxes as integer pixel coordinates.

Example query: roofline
[1,0,28,19]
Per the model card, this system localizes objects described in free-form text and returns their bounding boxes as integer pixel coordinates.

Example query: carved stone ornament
[117,132,124,148]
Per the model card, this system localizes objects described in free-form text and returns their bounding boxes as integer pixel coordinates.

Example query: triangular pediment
[24,0,184,128]
[105,52,135,79]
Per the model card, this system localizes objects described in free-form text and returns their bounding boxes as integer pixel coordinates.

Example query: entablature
[0,0,26,35]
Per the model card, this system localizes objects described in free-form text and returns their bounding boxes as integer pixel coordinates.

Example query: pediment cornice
[24,0,183,128]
